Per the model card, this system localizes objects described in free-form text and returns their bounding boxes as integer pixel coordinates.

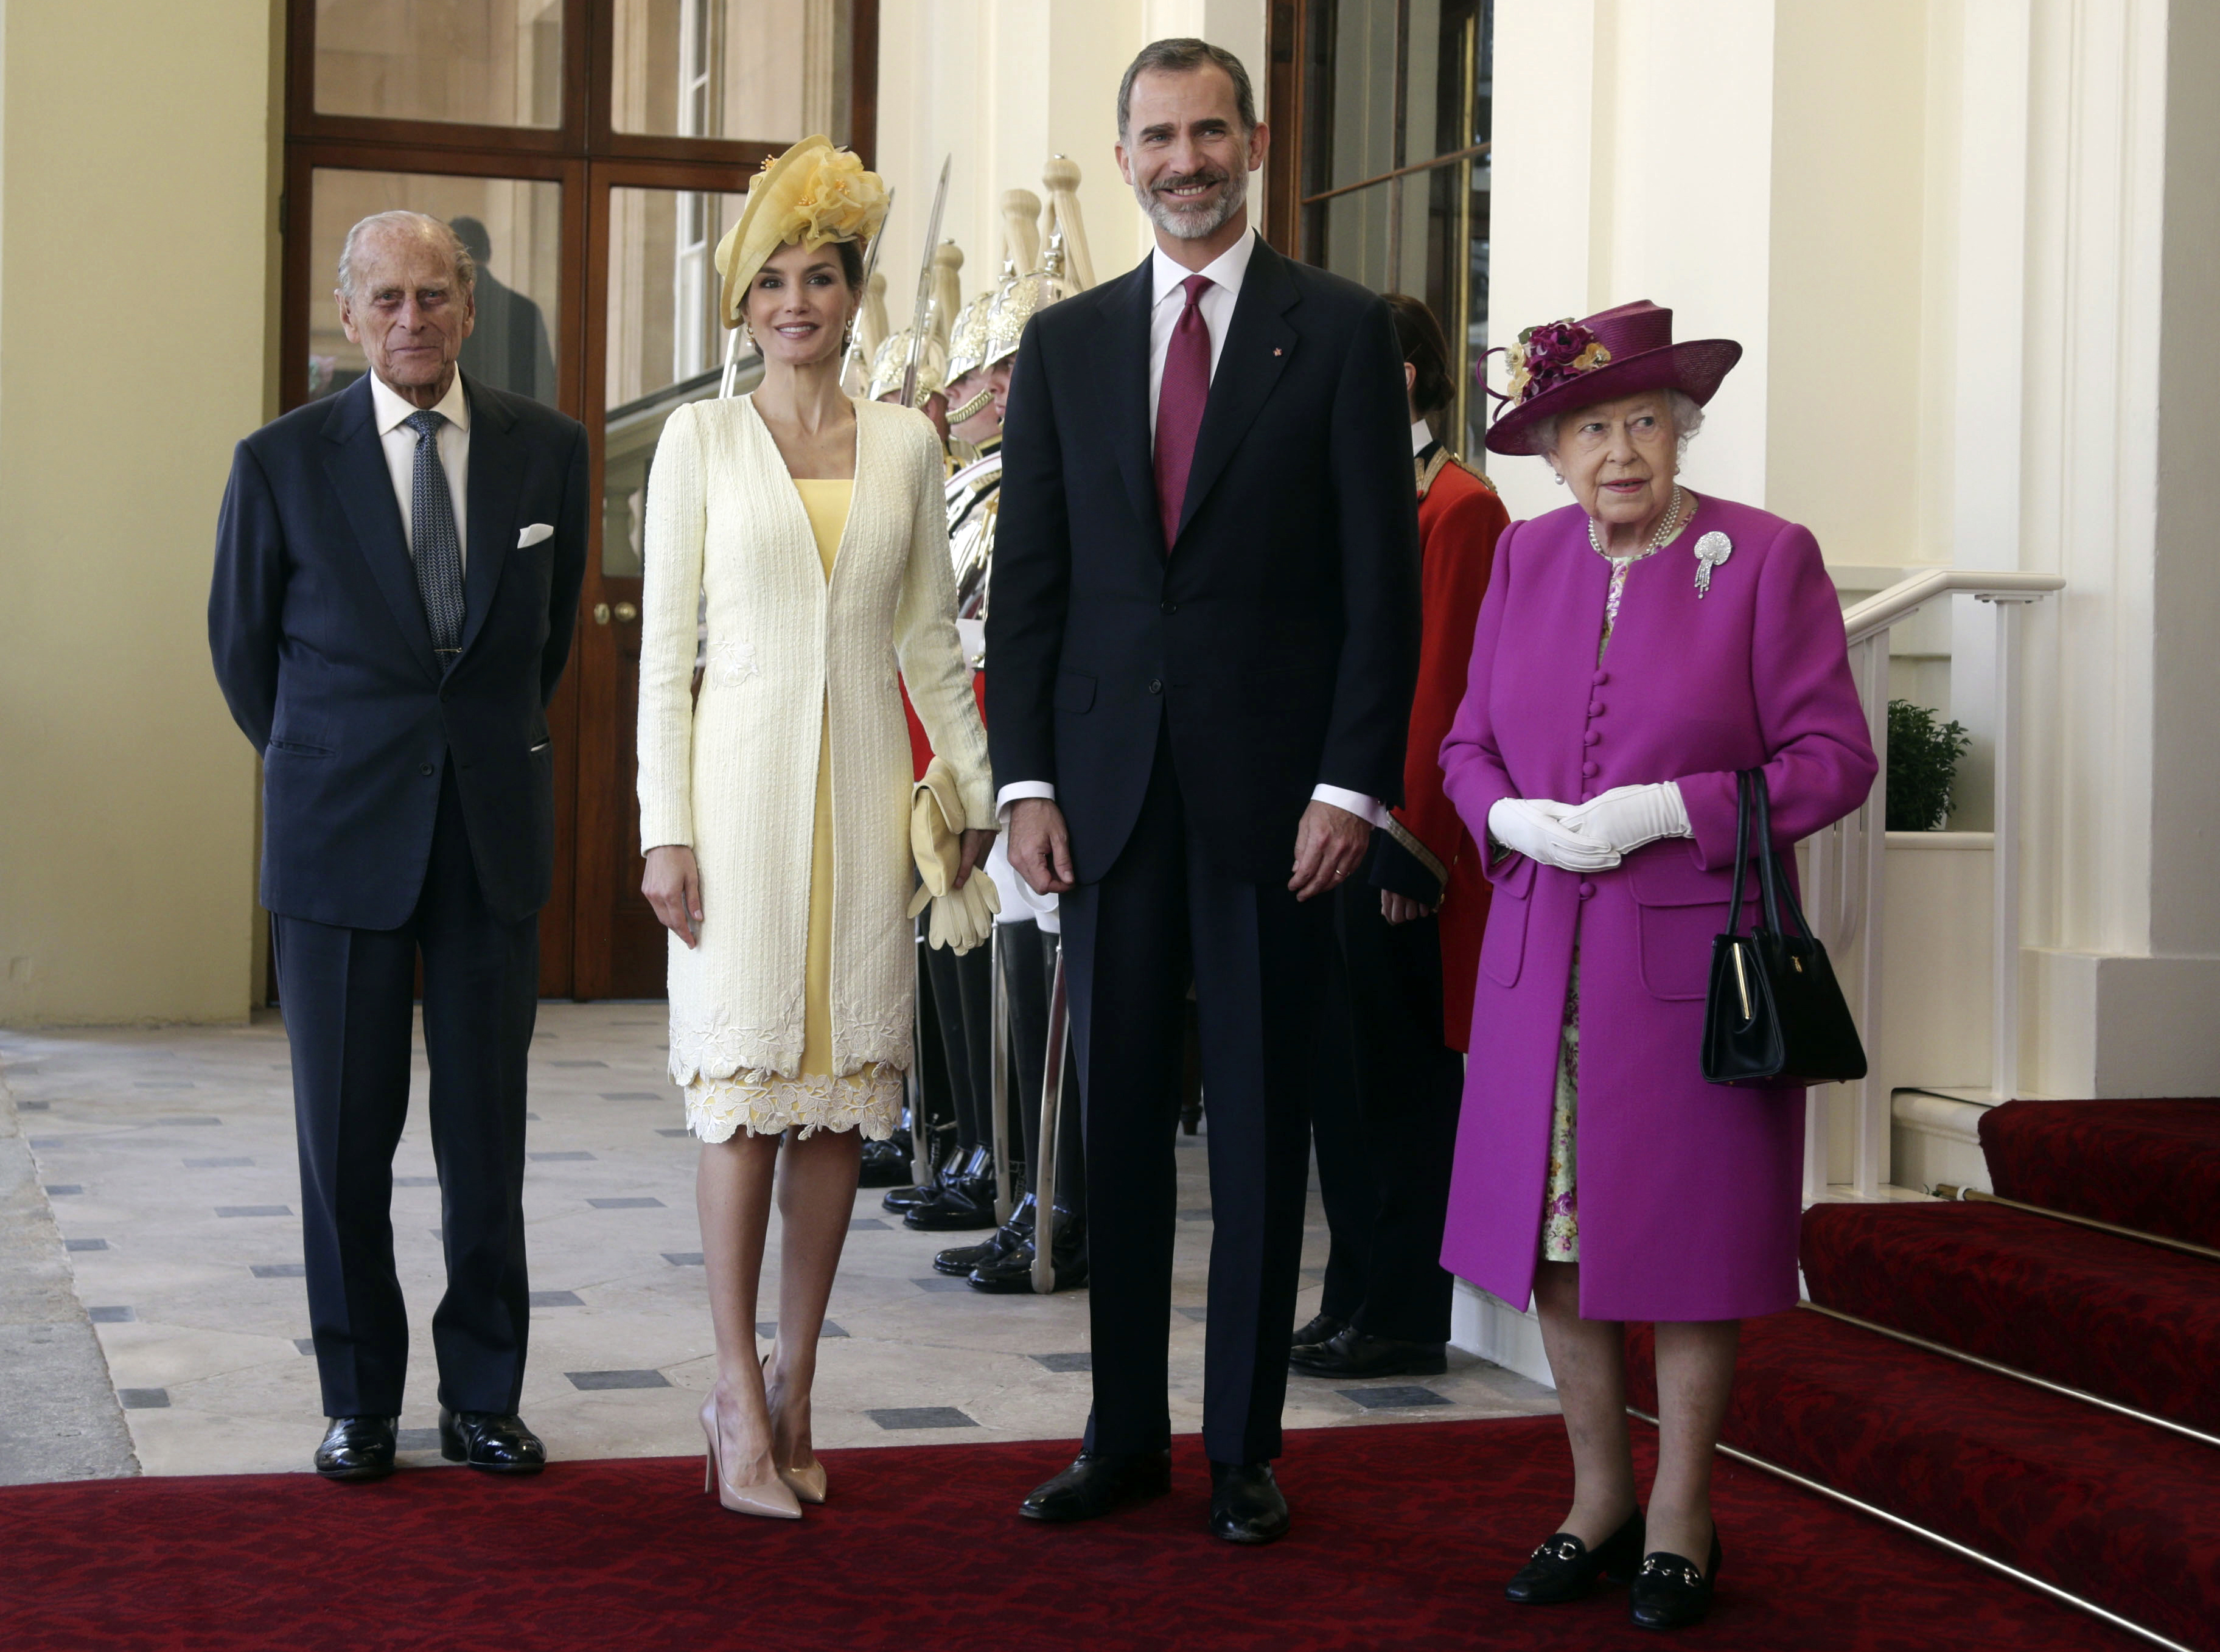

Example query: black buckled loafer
[438,1409,546,1474]
[1208,1460,1290,1545]
[1506,1509,1644,1603]
[314,1415,399,1481]
[1629,1530,1722,1630]
[1288,1326,1448,1379]
[1019,1449,1172,1522]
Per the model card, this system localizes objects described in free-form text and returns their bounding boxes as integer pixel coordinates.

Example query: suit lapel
[1089,263,1164,554]
[320,378,441,682]
[458,373,520,662]
[1178,238,1299,540]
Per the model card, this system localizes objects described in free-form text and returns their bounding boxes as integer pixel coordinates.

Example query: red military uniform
[1375,448,1509,1051]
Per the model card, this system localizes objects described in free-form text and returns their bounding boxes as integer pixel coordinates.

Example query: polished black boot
[1630,1530,1722,1630]
[1288,1326,1447,1379]
[857,1131,913,1188]
[881,1145,960,1214]
[313,1415,398,1481]
[970,1208,1086,1293]
[904,1173,998,1232]
[938,1194,1033,1275]
[1020,1449,1173,1522]
[438,1408,546,1474]
[1506,1509,1646,1604]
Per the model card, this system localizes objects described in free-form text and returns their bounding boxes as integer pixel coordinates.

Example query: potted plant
[1887,700,1971,831]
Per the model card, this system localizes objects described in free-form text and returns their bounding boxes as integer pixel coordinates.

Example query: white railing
[1801,570,2065,1198]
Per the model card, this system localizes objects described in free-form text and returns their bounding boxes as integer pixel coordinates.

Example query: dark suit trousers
[273,768,539,1418]
[1063,733,1330,1464]
[1311,885,1462,1344]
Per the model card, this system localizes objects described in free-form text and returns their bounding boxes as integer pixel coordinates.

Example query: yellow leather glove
[905,756,999,953]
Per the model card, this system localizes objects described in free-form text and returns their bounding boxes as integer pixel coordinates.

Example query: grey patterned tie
[403,409,466,660]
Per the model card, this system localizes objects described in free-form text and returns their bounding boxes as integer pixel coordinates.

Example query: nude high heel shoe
[699,1392,801,1520]
[764,1345,829,1505]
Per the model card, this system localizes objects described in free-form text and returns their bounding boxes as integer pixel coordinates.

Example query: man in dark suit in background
[450,215,559,407]
[209,211,588,1482]
[988,40,1420,1544]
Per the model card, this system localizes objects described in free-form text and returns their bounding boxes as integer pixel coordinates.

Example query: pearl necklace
[1588,484,1685,563]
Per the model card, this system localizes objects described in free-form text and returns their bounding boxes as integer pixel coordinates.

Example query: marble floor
[0,1005,1554,1480]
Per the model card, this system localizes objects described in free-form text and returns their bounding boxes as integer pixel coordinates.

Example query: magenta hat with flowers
[1480,299,1742,457]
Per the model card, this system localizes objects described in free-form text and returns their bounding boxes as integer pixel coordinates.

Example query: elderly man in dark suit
[209,211,588,1482]
[988,40,1420,1544]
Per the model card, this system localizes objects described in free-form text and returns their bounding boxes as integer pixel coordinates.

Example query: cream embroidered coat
[637,394,993,1094]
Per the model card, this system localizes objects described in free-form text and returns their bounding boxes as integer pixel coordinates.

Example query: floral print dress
[1540,535,1666,1263]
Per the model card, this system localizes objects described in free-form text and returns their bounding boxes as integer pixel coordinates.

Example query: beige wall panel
[0,0,276,1023]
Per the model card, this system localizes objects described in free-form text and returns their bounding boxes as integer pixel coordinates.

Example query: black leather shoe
[314,1415,398,1481]
[971,1212,1087,1293]
[1209,1460,1290,1545]
[1288,1327,1448,1379]
[438,1409,546,1474]
[1629,1530,1722,1630]
[1019,1449,1173,1522]
[904,1174,999,1232]
[1506,1509,1645,1603]
[857,1136,913,1188]
[936,1225,1019,1275]
[1290,1312,1347,1350]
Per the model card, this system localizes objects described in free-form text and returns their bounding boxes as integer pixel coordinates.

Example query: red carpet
[1801,1199,2220,1432]
[1978,1098,2220,1249]
[0,1418,2143,1651]
[1626,1311,2220,1651]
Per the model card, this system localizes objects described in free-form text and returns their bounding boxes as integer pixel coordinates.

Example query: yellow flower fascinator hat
[715,136,892,329]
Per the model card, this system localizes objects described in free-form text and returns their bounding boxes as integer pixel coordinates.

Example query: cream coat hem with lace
[685,1066,904,1144]
[637,394,993,1100]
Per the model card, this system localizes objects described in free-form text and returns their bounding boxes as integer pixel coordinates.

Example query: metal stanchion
[987,924,1013,1225]
[910,933,936,1191]
[1031,940,1070,1295]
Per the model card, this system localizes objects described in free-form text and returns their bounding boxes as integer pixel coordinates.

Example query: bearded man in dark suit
[209,211,588,1482]
[986,38,1420,1544]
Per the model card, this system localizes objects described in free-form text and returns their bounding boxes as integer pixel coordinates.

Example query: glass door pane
[306,169,564,404]
[609,0,853,142]
[315,0,565,127]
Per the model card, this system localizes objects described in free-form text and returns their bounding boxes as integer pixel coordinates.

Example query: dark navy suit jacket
[208,371,589,930]
[985,238,1422,885]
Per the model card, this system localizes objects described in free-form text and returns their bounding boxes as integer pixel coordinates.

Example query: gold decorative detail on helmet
[867,327,948,402]
[946,291,997,385]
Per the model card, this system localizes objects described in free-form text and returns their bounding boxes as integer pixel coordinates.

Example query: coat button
[1593,670,1610,686]
[1161,601,1178,615]
[1583,731,1601,747]
[419,762,435,776]
[1148,678,1163,695]
[1588,700,1604,716]
[1578,882,1597,899]
[1582,761,1600,778]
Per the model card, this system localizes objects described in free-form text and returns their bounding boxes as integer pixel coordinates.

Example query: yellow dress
[684,478,902,1142]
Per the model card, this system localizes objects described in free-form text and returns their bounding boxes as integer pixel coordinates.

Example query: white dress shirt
[1413,417,1434,456]
[369,369,471,573]
[997,228,1386,830]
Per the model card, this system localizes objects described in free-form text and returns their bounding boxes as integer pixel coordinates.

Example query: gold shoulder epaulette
[1417,447,1496,501]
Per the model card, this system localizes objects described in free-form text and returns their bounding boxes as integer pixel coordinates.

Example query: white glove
[1487,797,1624,873]
[1556,782,1692,856]
[906,757,1000,954]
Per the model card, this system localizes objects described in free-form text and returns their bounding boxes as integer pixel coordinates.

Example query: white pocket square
[517,523,554,549]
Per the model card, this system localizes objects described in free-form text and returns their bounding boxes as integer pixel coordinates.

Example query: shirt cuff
[996,780,1056,823]
[1311,784,1389,828]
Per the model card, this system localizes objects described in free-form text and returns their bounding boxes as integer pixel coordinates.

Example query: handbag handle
[1746,767,1817,944]
[1725,769,1754,938]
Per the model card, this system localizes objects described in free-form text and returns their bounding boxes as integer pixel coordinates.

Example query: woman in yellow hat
[635,138,996,1519]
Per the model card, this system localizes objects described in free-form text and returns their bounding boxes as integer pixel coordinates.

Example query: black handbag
[1701,768,1868,1087]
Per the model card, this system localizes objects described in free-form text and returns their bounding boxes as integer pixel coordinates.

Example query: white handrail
[1841,570,2064,646]
[1805,566,2063,1201]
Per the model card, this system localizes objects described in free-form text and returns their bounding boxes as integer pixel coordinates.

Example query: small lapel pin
[1272,347,1283,357]
[1694,531,1733,598]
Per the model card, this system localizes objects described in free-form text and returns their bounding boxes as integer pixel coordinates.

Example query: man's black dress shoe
[1290,1311,1347,1350]
[314,1415,398,1481]
[880,1178,940,1213]
[935,1219,1022,1276]
[903,1174,998,1231]
[1630,1531,1722,1630]
[1019,1449,1172,1522]
[1506,1509,1646,1603]
[1209,1460,1290,1544]
[438,1409,546,1474]
[970,1213,1087,1293]
[1288,1326,1448,1379]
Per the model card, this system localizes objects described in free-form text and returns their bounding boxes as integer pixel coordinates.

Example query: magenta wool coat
[1437,495,1876,1322]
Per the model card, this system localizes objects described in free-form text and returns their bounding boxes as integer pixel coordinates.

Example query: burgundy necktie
[1154,273,1213,550]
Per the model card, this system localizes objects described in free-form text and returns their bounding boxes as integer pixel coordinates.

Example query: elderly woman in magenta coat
[1439,301,1875,1629]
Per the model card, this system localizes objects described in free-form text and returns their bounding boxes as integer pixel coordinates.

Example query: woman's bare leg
[764,1126,864,1472]
[697,1131,783,1485]
[1646,1319,1739,1572]
[1533,1259,1639,1546]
